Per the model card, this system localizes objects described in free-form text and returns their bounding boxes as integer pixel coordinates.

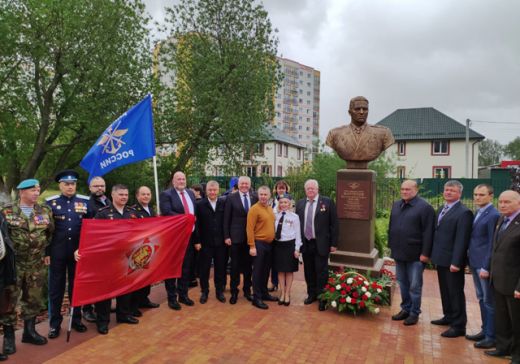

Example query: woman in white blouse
[272,193,302,306]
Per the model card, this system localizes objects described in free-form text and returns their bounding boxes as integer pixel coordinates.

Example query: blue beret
[229,177,239,189]
[17,179,40,190]
[55,169,79,183]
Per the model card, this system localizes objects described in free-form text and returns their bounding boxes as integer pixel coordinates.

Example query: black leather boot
[3,325,16,355]
[0,352,7,361]
[21,318,47,345]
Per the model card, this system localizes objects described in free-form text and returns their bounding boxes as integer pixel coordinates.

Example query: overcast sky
[143,0,520,145]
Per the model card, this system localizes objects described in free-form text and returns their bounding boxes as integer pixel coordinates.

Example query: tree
[479,139,503,166]
[0,0,152,195]
[155,0,281,176]
[504,137,520,160]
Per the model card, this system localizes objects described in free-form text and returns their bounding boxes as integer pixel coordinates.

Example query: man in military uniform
[0,179,53,356]
[0,206,16,361]
[45,170,89,339]
[82,176,111,323]
[132,186,160,314]
[87,184,140,334]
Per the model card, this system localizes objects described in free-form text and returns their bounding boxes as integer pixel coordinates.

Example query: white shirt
[304,194,319,239]
[208,198,217,212]
[175,189,194,214]
[275,211,302,251]
[241,192,251,211]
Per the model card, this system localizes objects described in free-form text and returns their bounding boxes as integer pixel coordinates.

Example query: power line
[470,120,519,125]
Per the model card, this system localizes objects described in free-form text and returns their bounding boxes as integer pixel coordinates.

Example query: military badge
[127,237,159,274]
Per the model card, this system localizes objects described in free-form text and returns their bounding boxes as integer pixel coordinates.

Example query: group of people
[0,170,339,360]
[389,179,520,364]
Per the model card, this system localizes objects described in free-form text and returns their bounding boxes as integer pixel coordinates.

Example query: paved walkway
[8,269,503,363]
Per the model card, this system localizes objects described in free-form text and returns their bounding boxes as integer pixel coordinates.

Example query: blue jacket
[468,204,500,271]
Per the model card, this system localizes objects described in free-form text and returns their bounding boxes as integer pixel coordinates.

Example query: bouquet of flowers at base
[318,268,390,315]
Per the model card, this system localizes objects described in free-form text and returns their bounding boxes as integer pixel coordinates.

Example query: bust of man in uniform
[326,96,394,169]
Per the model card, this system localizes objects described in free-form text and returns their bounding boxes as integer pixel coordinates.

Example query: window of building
[277,165,283,176]
[260,165,271,176]
[299,71,303,76]
[298,135,302,139]
[298,125,302,130]
[277,143,282,157]
[283,144,288,157]
[306,117,310,122]
[397,141,406,156]
[432,166,451,178]
[299,98,303,103]
[307,91,311,96]
[307,73,311,78]
[306,100,310,105]
[431,140,449,155]
[307,82,311,87]
[297,149,302,160]
[397,166,406,178]
[246,166,257,177]
[299,89,303,94]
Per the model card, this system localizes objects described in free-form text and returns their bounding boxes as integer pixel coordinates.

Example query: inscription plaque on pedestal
[337,179,371,220]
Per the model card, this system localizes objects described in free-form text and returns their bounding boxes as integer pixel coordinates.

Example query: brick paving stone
[0,268,504,363]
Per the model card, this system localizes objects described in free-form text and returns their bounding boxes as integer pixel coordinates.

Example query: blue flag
[80,95,156,182]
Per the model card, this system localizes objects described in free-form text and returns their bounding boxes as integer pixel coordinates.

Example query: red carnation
[352,291,359,298]
[341,283,347,288]
[339,297,346,303]
[351,298,357,304]
[345,286,351,292]
[325,284,330,289]
[340,275,346,281]
[375,297,381,303]
[341,290,347,296]
[359,301,365,308]
[329,287,335,293]
[362,295,368,301]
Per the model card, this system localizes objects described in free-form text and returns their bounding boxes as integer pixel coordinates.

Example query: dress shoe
[71,322,87,333]
[262,294,279,302]
[230,294,238,305]
[484,349,510,358]
[189,280,198,288]
[284,300,290,307]
[132,309,143,317]
[244,293,253,302]
[278,299,285,306]
[391,310,409,321]
[48,327,60,339]
[83,311,97,323]
[116,316,139,324]
[430,317,451,326]
[474,338,496,349]
[179,296,195,306]
[403,315,418,326]
[97,325,109,335]
[0,352,7,361]
[440,328,465,338]
[139,300,160,309]
[168,300,181,310]
[200,293,208,304]
[465,331,485,341]
[216,292,226,303]
[252,299,268,309]
[304,296,317,305]
[318,301,326,311]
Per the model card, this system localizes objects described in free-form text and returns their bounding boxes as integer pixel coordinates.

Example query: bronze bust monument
[326,96,394,168]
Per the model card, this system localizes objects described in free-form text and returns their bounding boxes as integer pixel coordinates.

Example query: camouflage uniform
[0,202,53,324]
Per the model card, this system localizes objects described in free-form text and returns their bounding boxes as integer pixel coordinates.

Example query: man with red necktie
[159,171,197,310]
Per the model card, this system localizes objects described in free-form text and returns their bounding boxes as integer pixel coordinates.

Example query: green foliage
[374,215,390,258]
[155,0,281,175]
[504,137,520,160]
[479,139,503,166]
[0,0,152,194]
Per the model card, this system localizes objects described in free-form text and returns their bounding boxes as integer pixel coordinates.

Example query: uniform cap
[277,193,293,200]
[55,169,79,183]
[16,179,40,190]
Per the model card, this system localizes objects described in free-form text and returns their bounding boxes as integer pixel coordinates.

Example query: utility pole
[465,118,470,178]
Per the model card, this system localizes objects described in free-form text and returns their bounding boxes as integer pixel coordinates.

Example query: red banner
[72,215,194,306]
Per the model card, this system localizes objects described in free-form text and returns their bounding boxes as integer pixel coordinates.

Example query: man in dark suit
[194,181,227,304]
[389,180,435,326]
[485,190,520,363]
[132,186,160,313]
[296,179,338,311]
[430,180,473,338]
[223,176,257,304]
[466,184,500,349]
[159,171,197,310]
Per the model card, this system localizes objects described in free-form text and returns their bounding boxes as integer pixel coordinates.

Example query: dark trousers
[165,243,194,303]
[134,285,152,307]
[48,255,81,328]
[302,238,329,299]
[436,266,467,330]
[94,291,138,327]
[230,243,252,295]
[494,290,520,360]
[199,245,228,294]
[252,241,272,300]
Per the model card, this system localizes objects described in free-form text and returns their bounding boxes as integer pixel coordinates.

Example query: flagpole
[66,306,73,342]
[153,156,161,215]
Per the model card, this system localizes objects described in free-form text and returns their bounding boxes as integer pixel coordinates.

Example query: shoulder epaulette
[76,194,90,200]
[45,194,60,201]
[98,206,111,212]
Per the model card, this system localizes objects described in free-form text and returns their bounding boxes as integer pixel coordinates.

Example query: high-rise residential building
[272,57,320,161]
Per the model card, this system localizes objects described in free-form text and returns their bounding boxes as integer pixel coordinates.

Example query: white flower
[346,296,352,303]
[361,286,367,292]
[364,280,369,286]
[331,301,337,308]
[374,307,380,314]
[346,278,353,284]
[376,288,382,293]
[336,284,341,290]
[336,274,341,277]
[365,292,371,298]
